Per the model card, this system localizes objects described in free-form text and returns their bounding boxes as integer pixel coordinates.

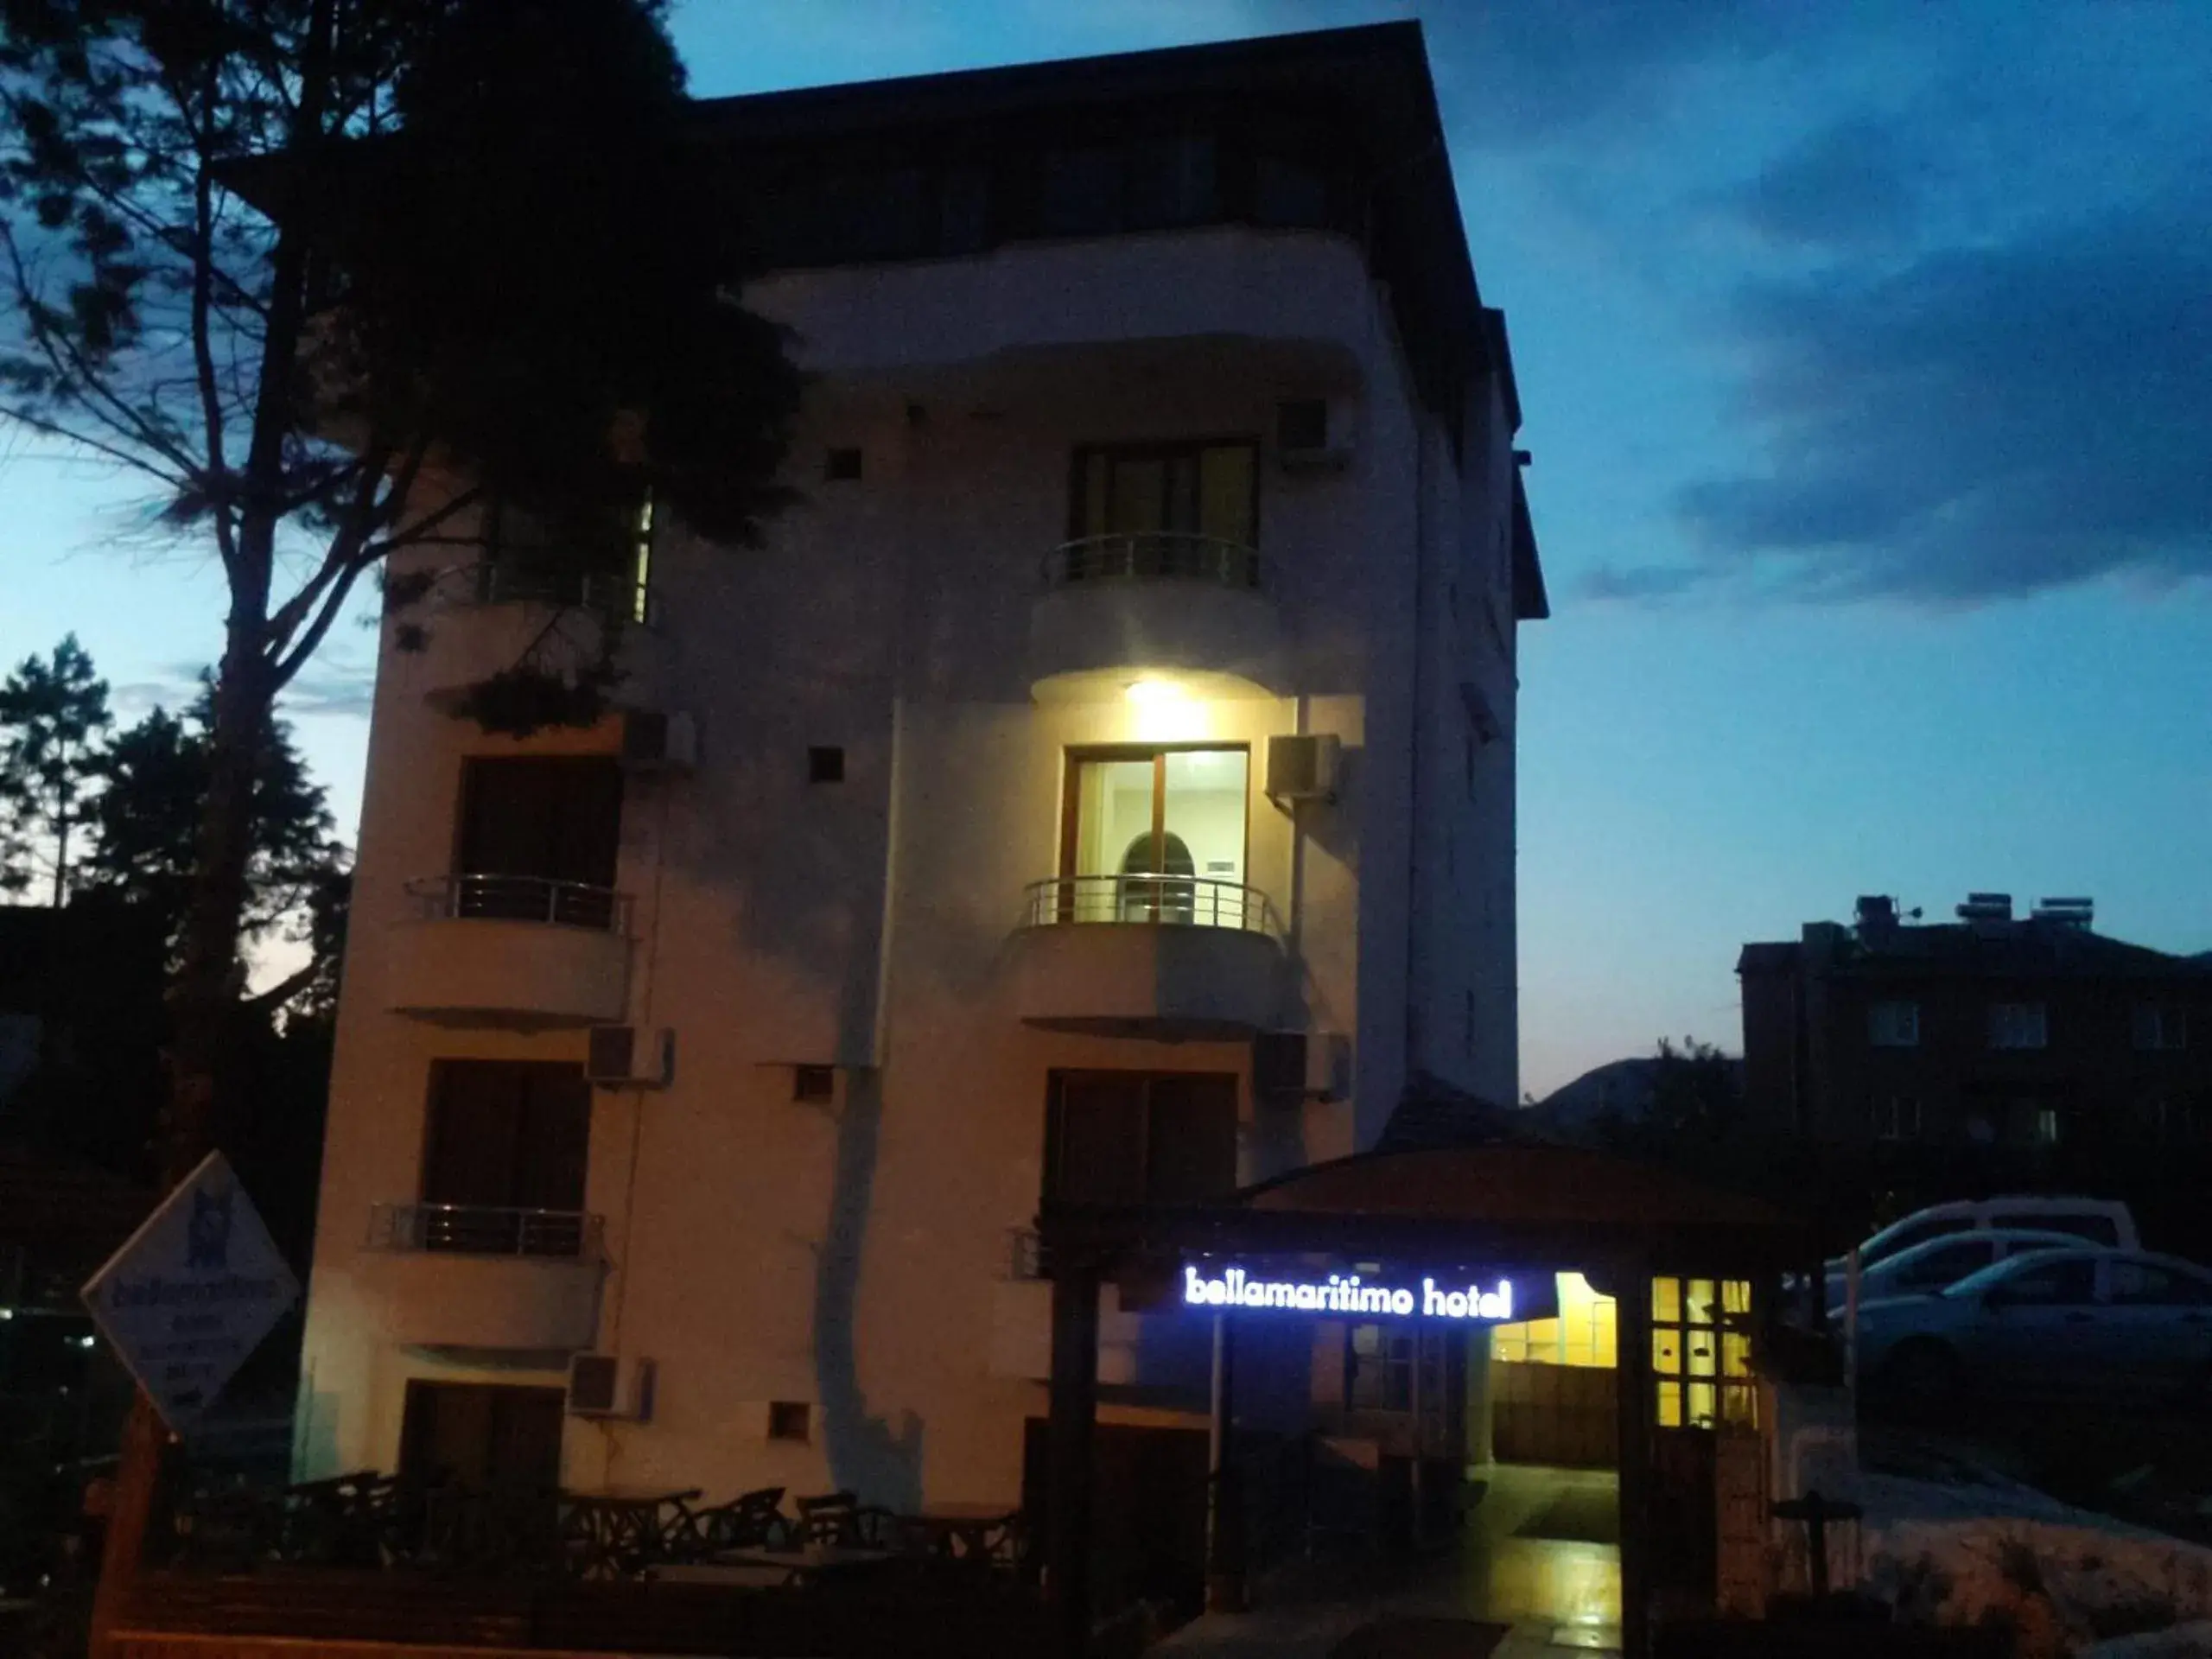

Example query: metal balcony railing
[411,560,653,626]
[367,1202,603,1260]
[1018,874,1281,937]
[1043,532,1266,593]
[471,560,650,622]
[405,874,629,932]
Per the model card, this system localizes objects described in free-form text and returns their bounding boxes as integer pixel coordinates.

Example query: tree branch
[241,958,318,1014]
[185,70,239,582]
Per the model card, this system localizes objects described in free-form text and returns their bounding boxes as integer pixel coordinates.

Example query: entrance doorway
[397,1380,565,1491]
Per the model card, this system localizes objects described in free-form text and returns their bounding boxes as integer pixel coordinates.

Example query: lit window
[1988,1002,2048,1050]
[1867,1001,1919,1047]
[1649,1275,1756,1431]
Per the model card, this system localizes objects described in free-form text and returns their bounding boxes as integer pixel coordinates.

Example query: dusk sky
[3,1,2206,1099]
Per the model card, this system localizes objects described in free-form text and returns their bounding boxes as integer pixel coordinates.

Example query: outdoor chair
[676,1485,788,1556]
[792,1491,895,1548]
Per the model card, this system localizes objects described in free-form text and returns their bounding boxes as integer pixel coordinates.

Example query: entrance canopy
[1039,1141,1816,1279]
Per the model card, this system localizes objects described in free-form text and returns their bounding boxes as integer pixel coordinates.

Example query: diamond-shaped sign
[82,1152,301,1433]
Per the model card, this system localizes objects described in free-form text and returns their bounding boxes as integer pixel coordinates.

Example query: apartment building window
[2134,1006,2189,1052]
[1988,1002,2048,1050]
[478,496,651,621]
[421,1061,591,1254]
[1070,440,1258,550]
[455,757,623,925]
[1866,1001,1919,1047]
[1871,1096,1922,1141]
[1041,134,1217,236]
[2145,1096,2210,1145]
[399,1380,564,1491]
[1043,1071,1237,1207]
[1062,746,1249,924]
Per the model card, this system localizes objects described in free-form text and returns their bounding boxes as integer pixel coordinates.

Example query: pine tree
[1,5,798,1640]
[0,632,111,904]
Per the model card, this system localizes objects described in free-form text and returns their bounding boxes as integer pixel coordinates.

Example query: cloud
[1422,0,1853,146]
[280,671,376,720]
[1674,185,2212,602]
[1577,565,1707,604]
[1726,117,1923,249]
[108,658,373,721]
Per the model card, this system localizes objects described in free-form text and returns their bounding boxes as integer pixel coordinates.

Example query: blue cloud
[1675,185,2212,601]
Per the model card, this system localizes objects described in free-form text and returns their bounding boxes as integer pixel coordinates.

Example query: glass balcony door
[1062,747,1249,925]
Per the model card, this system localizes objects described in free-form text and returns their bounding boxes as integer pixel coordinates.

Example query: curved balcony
[385,874,631,1030]
[358,1203,605,1353]
[1029,533,1285,702]
[1010,874,1287,1039]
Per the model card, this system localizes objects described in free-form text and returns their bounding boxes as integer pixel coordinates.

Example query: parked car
[1823,1196,2139,1304]
[1827,1228,2094,1318]
[1859,1246,2212,1408]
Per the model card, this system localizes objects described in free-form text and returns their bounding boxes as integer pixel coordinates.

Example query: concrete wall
[298,227,1529,1508]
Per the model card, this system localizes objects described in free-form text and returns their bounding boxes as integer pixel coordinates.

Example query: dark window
[479,499,639,600]
[1255,156,1330,227]
[1276,398,1329,452]
[455,757,623,922]
[792,1065,836,1104]
[422,1061,591,1251]
[399,1381,565,1490]
[767,1401,813,1441]
[1125,136,1217,229]
[1044,1072,1237,1207]
[2134,1005,2188,1051]
[939,165,991,254]
[808,746,845,784]
[824,448,863,481]
[784,168,928,264]
[1040,146,1124,237]
[2107,1261,2212,1306]
[1070,441,1258,548]
[1994,1258,2098,1306]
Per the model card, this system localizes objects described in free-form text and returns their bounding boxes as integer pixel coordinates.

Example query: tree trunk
[87,620,270,1656]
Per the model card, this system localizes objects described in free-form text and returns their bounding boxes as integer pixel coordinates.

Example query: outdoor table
[709,1543,895,1586]
[649,1560,796,1589]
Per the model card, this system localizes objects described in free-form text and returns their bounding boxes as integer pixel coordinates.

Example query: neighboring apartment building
[1739,893,2212,1146]
[297,24,1546,1522]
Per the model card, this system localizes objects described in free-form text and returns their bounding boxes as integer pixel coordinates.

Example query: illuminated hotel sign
[1182,1264,1518,1321]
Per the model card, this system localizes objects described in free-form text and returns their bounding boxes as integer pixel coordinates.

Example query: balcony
[1009,874,1287,1039]
[385,874,631,1029]
[1029,534,1284,702]
[410,560,657,714]
[357,1203,606,1353]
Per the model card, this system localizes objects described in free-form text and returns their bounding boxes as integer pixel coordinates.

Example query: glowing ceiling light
[1124,677,1180,705]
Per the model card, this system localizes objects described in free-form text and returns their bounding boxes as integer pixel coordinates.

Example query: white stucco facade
[296,41,1540,1514]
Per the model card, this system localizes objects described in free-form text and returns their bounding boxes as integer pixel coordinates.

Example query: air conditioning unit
[620,709,697,772]
[1266,733,1342,805]
[1253,1030,1350,1103]
[586,1026,674,1089]
[1275,397,1357,473]
[568,1353,657,1421]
